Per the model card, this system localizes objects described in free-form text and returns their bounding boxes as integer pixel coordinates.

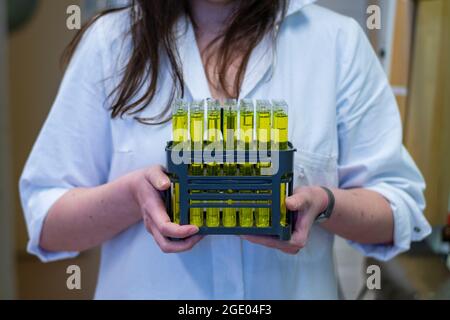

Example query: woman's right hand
[129,165,203,253]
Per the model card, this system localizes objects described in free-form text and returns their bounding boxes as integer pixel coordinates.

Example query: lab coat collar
[176,0,317,100]
[285,0,317,19]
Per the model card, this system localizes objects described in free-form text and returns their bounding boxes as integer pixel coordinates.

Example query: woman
[20,0,430,299]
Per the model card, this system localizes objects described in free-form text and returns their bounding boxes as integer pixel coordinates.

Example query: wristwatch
[315,187,335,223]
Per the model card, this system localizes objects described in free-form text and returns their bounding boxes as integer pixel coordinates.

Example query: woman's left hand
[241,186,329,255]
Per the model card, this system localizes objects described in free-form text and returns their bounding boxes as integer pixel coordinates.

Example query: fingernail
[287,199,297,210]
[159,179,169,188]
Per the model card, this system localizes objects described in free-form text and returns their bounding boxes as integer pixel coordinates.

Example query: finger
[242,235,302,255]
[159,221,199,239]
[142,180,199,239]
[145,165,171,191]
[165,235,204,253]
[285,189,310,212]
[178,235,204,251]
[241,235,287,251]
[151,224,203,253]
[143,194,199,238]
[290,210,315,247]
[141,168,199,238]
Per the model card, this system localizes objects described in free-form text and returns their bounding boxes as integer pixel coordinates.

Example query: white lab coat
[19,0,431,299]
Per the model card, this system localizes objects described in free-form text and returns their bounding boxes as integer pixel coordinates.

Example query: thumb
[145,165,171,191]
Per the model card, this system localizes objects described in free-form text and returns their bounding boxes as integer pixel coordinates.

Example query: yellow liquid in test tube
[272,100,289,226]
[223,100,238,227]
[239,100,255,227]
[189,101,205,227]
[173,101,189,144]
[206,100,221,227]
[171,100,188,224]
[255,100,272,228]
[273,111,288,150]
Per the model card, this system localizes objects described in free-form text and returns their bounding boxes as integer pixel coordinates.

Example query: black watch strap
[315,187,335,223]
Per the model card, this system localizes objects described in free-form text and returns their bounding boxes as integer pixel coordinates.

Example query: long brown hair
[62,0,288,124]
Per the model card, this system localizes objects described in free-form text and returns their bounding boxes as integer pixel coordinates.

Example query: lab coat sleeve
[19,20,112,262]
[336,19,431,261]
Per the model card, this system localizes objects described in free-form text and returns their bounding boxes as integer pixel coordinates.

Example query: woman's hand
[129,165,203,253]
[241,186,329,255]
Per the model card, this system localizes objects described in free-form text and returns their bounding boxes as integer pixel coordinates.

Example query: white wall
[0,0,17,299]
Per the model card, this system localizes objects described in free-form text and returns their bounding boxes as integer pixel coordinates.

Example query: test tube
[189,100,205,227]
[171,99,188,224]
[272,100,289,150]
[255,100,272,228]
[272,100,289,227]
[223,99,238,227]
[206,99,221,227]
[238,99,255,227]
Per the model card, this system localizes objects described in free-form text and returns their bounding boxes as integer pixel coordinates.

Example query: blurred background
[0,0,449,300]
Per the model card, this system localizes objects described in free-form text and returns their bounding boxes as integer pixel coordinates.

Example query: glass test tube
[255,100,272,228]
[272,100,289,227]
[189,100,205,227]
[222,99,238,227]
[206,99,221,227]
[171,99,189,224]
[239,99,255,227]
